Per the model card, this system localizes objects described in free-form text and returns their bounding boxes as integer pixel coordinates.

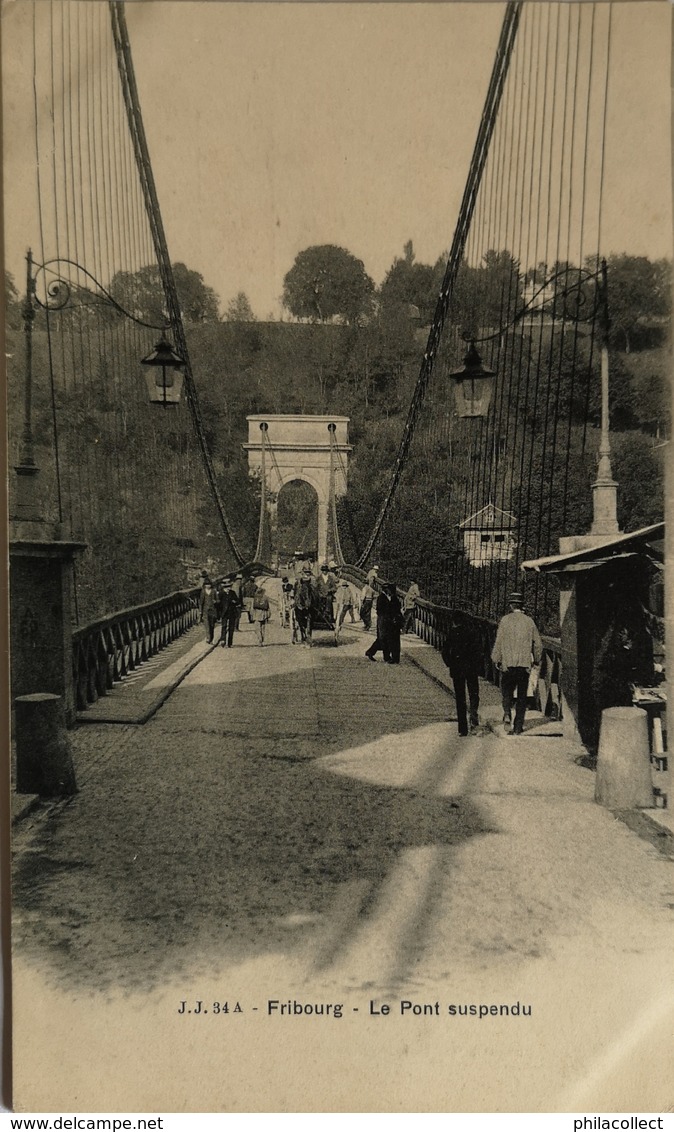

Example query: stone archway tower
[244,415,351,564]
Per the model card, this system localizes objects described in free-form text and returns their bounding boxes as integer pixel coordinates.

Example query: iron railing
[72,587,200,711]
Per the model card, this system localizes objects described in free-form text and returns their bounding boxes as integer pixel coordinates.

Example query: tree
[379,241,435,323]
[110,263,220,326]
[282,245,374,325]
[224,292,257,322]
[603,255,671,353]
[622,347,671,436]
[612,431,665,530]
[442,250,523,339]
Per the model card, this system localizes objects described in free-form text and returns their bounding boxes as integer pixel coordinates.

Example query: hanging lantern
[449,341,496,418]
[141,338,186,406]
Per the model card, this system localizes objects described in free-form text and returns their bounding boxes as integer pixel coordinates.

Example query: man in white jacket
[491,592,542,735]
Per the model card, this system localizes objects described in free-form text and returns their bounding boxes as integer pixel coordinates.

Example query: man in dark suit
[218,580,240,648]
[441,611,481,736]
[199,580,219,644]
[365,582,403,664]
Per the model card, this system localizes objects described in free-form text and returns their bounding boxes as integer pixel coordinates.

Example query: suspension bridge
[6,3,672,1111]
[9,1,658,733]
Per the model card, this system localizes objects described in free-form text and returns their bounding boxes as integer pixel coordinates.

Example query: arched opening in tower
[276,479,318,562]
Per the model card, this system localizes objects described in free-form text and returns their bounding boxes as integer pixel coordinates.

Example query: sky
[2,1,672,319]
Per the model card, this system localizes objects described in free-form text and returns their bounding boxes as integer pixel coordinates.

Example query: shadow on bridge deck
[11,615,674,1112]
[12,614,598,1000]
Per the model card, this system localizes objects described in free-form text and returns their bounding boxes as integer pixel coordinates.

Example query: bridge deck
[11,584,674,1111]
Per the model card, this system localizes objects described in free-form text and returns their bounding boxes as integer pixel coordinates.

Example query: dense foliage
[6,247,669,630]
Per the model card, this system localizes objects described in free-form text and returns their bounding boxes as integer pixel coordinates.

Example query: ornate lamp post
[13,251,186,520]
[448,261,616,542]
[589,258,619,537]
[10,249,185,738]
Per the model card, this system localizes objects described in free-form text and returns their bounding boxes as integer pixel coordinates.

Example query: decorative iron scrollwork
[462,263,604,347]
[32,257,170,330]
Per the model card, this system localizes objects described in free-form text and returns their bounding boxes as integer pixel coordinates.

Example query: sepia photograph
[2,0,673,1114]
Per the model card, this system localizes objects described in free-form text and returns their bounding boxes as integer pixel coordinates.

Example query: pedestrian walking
[333,576,356,638]
[252,584,271,646]
[292,550,312,580]
[365,582,403,664]
[280,576,294,627]
[441,611,481,736]
[231,572,243,630]
[218,580,240,648]
[199,579,219,644]
[360,581,375,630]
[241,576,257,623]
[314,563,337,624]
[491,592,542,734]
[366,564,380,588]
[293,566,314,645]
[402,580,420,634]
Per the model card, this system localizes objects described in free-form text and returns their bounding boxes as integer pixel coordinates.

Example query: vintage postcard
[2,0,673,1114]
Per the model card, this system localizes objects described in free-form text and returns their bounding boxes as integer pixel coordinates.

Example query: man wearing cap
[293,566,314,645]
[491,592,542,735]
[280,575,294,628]
[292,550,311,580]
[402,579,420,634]
[360,580,375,631]
[314,563,336,624]
[231,572,244,631]
[333,574,357,639]
[366,564,380,588]
[327,560,340,594]
[218,579,240,648]
[199,579,219,644]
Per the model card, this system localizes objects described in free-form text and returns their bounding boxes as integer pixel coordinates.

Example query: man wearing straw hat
[491,592,542,735]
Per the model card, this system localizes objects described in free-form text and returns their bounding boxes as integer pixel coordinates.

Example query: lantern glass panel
[144,369,184,405]
[454,375,494,418]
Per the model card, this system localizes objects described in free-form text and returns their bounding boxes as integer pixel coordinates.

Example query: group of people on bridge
[197,553,422,654]
[198,559,553,742]
[196,549,663,755]
[283,554,421,655]
[199,572,272,647]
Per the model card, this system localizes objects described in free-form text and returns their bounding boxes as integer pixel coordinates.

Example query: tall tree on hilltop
[110,263,220,326]
[282,245,374,325]
[601,254,671,353]
[224,292,257,322]
[379,241,435,323]
[437,250,523,340]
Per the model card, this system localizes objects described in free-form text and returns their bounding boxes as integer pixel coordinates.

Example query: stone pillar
[10,532,87,727]
[15,693,77,797]
[595,706,653,809]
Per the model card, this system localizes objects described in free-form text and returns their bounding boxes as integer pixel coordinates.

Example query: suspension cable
[356,2,522,567]
[109,1,244,566]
